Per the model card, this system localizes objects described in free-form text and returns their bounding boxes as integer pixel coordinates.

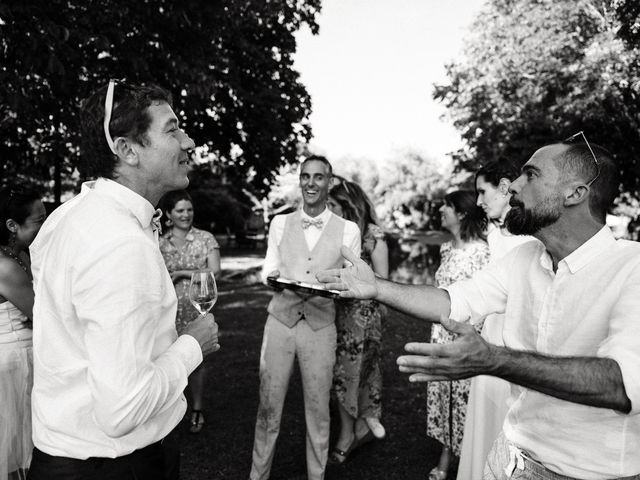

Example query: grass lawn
[175,256,444,479]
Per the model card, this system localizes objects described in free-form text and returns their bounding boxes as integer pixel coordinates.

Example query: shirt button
[306,270,310,274]
[308,257,312,261]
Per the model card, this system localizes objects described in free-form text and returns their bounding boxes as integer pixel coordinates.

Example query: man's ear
[113,137,138,167]
[564,182,590,207]
[5,219,17,233]
[498,178,511,196]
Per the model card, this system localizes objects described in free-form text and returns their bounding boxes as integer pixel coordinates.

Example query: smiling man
[27,81,219,480]
[318,141,640,479]
[250,156,360,480]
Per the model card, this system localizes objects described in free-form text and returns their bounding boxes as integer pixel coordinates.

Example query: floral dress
[426,240,490,455]
[159,227,220,334]
[333,224,386,420]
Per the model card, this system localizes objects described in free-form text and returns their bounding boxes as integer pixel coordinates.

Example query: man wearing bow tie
[27,81,219,480]
[250,155,361,480]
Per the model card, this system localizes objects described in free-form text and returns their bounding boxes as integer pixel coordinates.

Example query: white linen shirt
[446,227,640,479]
[261,207,361,282]
[29,179,202,459]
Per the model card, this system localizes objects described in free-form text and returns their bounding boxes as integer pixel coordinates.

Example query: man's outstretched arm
[398,317,631,413]
[317,246,451,322]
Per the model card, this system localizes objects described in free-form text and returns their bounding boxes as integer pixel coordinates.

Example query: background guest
[327,178,389,464]
[160,190,221,433]
[455,161,535,478]
[427,190,489,480]
[0,186,46,479]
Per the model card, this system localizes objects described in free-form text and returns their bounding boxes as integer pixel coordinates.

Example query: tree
[434,0,640,196]
[375,152,450,231]
[0,0,320,200]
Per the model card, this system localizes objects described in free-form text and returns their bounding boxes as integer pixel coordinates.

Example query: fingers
[408,374,450,383]
[403,342,454,357]
[316,270,343,283]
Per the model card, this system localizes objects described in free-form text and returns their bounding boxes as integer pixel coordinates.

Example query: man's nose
[181,132,196,150]
[509,176,523,194]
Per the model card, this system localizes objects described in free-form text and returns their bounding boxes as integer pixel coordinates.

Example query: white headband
[103,80,117,155]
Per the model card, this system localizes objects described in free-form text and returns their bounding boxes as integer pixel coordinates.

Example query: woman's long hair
[329,177,378,236]
[444,190,487,242]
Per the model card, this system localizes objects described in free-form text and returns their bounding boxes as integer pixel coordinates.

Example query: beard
[504,195,562,235]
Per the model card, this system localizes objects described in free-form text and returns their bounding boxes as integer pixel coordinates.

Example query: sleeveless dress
[0,301,33,479]
[159,228,220,334]
[426,240,490,455]
[333,224,386,420]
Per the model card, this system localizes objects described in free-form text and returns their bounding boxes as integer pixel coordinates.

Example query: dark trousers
[27,431,180,480]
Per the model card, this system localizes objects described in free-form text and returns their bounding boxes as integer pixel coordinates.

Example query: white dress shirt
[29,179,202,459]
[261,207,361,282]
[446,227,640,479]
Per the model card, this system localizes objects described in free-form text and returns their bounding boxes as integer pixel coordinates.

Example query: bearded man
[318,140,640,480]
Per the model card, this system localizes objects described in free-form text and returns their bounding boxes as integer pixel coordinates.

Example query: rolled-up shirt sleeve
[343,221,361,260]
[598,263,640,414]
[445,256,510,324]
[73,236,201,438]
[261,216,285,283]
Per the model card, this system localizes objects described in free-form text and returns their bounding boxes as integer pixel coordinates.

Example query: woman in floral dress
[427,190,490,480]
[326,179,389,464]
[159,190,221,433]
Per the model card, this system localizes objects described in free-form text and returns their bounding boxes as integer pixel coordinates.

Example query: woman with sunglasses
[0,186,46,479]
[326,178,389,464]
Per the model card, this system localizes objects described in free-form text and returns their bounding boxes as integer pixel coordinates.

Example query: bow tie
[301,217,324,230]
[151,209,163,235]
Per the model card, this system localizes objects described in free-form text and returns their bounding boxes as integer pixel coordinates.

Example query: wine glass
[189,270,220,350]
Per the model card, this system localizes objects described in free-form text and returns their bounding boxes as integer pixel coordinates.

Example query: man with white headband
[27,81,219,480]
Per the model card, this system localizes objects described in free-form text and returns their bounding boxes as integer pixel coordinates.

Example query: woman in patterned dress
[326,179,389,464]
[427,190,490,480]
[0,187,46,479]
[159,190,221,433]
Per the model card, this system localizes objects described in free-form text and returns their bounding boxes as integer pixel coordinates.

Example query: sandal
[189,410,205,434]
[428,467,447,480]
[329,439,355,465]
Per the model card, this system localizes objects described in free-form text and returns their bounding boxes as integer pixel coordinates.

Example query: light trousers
[250,315,336,480]
[484,432,640,480]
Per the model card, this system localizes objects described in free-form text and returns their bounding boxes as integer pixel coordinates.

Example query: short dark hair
[444,190,487,242]
[300,155,333,177]
[475,158,520,188]
[78,81,173,180]
[558,142,619,223]
[159,190,193,232]
[0,186,41,245]
[161,190,193,214]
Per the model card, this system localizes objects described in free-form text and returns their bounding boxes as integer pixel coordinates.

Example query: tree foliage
[0,0,320,198]
[434,0,640,196]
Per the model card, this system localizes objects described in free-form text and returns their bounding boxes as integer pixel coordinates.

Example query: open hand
[316,246,377,299]
[396,316,493,382]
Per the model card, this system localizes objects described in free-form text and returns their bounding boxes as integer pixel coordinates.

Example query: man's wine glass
[189,270,220,350]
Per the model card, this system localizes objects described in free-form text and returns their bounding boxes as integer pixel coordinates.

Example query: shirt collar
[300,207,331,223]
[542,226,616,274]
[88,178,157,230]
